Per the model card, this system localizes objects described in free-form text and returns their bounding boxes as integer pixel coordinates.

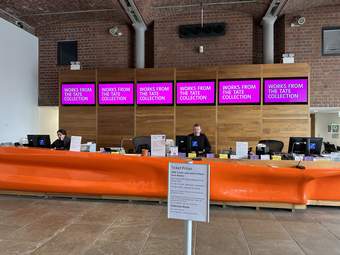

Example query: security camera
[109,27,122,37]
[15,21,24,29]
[291,16,306,27]
[296,16,306,25]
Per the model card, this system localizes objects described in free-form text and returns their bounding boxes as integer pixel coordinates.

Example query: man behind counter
[188,124,211,156]
[51,129,71,150]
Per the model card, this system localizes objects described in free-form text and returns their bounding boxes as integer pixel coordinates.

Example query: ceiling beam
[152,0,257,9]
[21,8,117,17]
[0,8,35,33]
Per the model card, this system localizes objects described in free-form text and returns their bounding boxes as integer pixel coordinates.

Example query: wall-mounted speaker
[179,23,226,38]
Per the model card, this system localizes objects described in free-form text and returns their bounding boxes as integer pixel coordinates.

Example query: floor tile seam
[318,221,340,242]
[0,210,54,239]
[236,217,252,255]
[24,205,95,254]
[276,220,308,255]
[193,221,198,255]
[79,206,130,254]
[137,207,165,255]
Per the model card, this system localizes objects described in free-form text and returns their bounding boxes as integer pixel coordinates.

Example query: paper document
[151,134,166,157]
[70,136,82,152]
[168,162,210,223]
[236,142,248,159]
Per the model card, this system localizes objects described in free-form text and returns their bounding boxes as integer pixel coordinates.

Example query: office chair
[132,136,151,154]
[323,142,337,153]
[258,140,284,154]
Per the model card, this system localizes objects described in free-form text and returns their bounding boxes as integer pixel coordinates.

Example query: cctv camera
[109,27,122,37]
[296,16,306,25]
[291,16,306,27]
[15,21,24,28]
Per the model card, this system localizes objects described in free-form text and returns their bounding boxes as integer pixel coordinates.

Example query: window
[322,27,340,56]
[57,41,78,65]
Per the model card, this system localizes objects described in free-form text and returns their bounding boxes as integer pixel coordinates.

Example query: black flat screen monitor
[288,137,307,154]
[307,137,323,155]
[187,135,208,156]
[27,135,51,148]
[176,136,188,153]
[288,137,323,155]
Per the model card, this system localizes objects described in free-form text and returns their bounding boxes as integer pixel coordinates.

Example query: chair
[132,136,151,153]
[323,142,337,153]
[258,140,284,154]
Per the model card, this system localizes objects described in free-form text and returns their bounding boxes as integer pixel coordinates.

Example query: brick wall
[285,5,340,107]
[153,9,254,67]
[37,19,133,106]
[36,4,340,107]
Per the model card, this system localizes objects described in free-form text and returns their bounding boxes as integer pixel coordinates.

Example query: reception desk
[1,147,340,208]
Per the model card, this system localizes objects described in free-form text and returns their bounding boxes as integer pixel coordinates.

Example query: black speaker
[179,23,226,38]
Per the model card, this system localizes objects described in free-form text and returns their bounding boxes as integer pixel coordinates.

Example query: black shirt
[188,133,211,153]
[51,136,71,150]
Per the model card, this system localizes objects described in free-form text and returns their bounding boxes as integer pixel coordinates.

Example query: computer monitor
[27,135,51,148]
[307,137,323,155]
[288,137,323,155]
[187,135,207,156]
[288,137,307,154]
[176,136,188,153]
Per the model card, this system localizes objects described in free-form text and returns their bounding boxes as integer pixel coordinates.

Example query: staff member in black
[188,123,211,155]
[51,129,71,150]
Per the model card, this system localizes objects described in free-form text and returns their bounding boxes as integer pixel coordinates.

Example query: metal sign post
[168,162,210,255]
[185,220,193,255]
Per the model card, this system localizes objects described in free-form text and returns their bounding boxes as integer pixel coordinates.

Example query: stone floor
[0,196,340,255]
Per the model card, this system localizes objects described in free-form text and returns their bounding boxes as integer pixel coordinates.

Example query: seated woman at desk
[51,129,71,150]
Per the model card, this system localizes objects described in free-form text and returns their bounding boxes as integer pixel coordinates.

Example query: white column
[133,23,146,68]
[262,16,277,64]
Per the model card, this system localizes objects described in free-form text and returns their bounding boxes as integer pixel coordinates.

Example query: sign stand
[168,162,210,255]
[185,220,193,255]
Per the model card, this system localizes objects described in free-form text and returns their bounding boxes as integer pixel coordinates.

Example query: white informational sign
[151,134,166,157]
[236,141,248,159]
[260,154,271,160]
[168,146,179,157]
[70,136,82,152]
[168,162,210,223]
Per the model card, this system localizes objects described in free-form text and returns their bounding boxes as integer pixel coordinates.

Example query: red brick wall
[37,20,133,106]
[153,9,254,67]
[285,5,340,107]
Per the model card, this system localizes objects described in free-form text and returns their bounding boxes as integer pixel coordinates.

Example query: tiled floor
[0,196,340,255]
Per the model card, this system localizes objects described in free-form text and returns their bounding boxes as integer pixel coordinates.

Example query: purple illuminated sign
[219,79,261,104]
[176,81,215,105]
[264,78,308,104]
[61,83,95,105]
[98,83,134,105]
[136,82,173,105]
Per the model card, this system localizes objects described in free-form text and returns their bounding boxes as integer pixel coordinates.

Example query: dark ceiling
[1,0,340,29]
[0,0,116,16]
[0,0,126,28]
[282,0,340,14]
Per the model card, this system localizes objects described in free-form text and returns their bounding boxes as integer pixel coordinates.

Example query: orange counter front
[1,147,340,205]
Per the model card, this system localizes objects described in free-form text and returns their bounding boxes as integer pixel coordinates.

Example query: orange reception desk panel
[1,147,340,205]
